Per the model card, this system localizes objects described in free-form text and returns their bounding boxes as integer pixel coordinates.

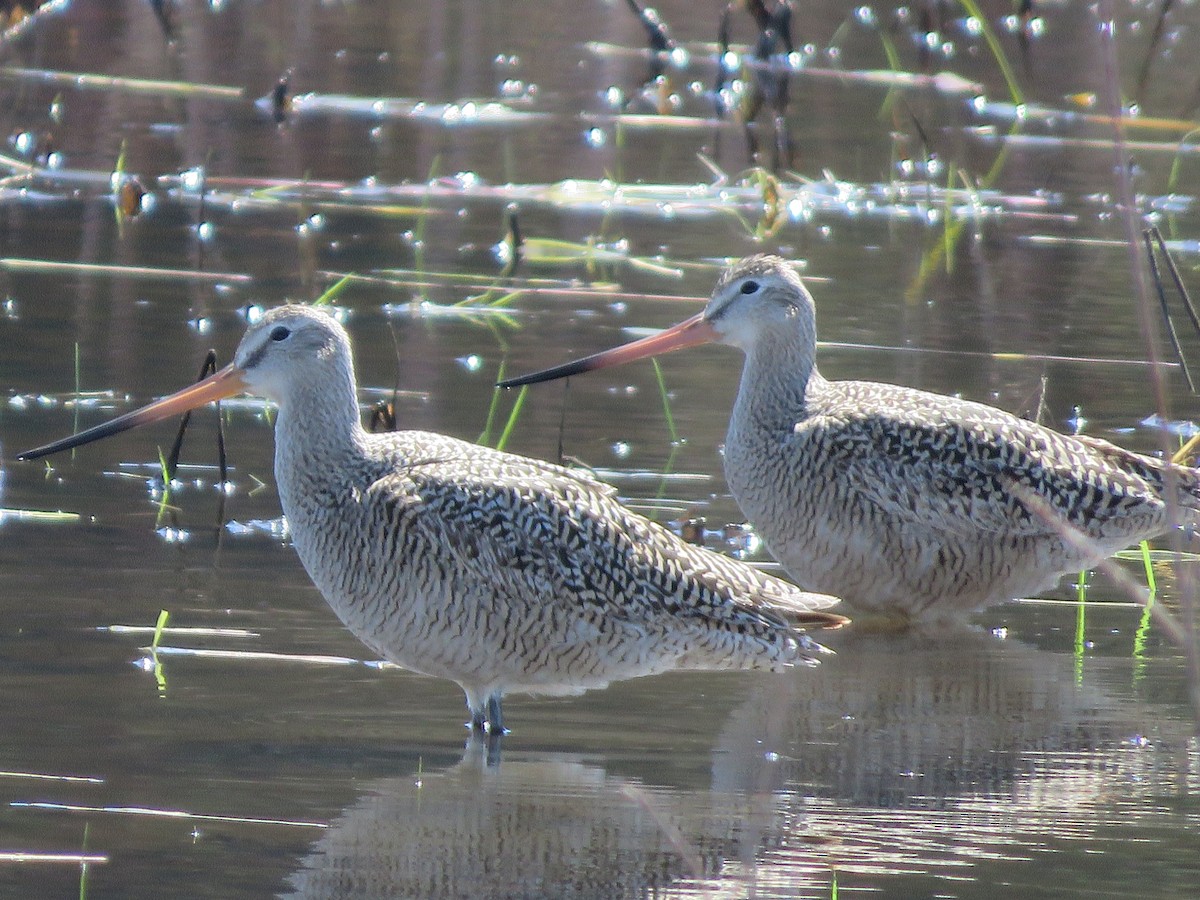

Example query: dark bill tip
[17,364,248,461]
[497,352,612,389]
[498,311,718,389]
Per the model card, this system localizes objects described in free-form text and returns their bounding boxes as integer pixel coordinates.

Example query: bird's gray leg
[462,694,507,764]
[464,690,508,737]
[466,693,488,733]
[484,693,509,736]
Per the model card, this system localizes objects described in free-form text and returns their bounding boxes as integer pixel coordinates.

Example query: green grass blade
[650,359,679,445]
[494,385,528,452]
[1132,590,1155,687]
[313,273,354,306]
[479,361,507,446]
[956,0,1024,104]
[1139,540,1158,595]
[152,609,170,651]
[152,608,170,695]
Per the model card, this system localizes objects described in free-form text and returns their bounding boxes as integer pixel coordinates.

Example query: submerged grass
[154,447,175,527]
[1074,570,1088,686]
[71,340,80,460]
[77,822,90,900]
[1139,541,1159,596]
[151,609,169,695]
[112,139,128,239]
[1133,590,1157,686]
[413,155,440,282]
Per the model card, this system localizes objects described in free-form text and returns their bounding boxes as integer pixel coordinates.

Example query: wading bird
[18,304,846,735]
[501,254,1200,621]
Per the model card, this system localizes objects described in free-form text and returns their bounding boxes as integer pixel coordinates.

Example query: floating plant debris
[0,852,107,864]
[0,770,103,784]
[970,130,1200,157]
[258,91,548,125]
[971,97,1200,134]
[585,43,982,95]
[10,801,326,830]
[144,645,375,667]
[0,507,81,523]
[0,258,252,282]
[102,625,260,639]
[580,111,723,130]
[150,170,1071,228]
[0,66,244,99]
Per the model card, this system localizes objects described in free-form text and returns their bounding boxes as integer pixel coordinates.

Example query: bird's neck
[271,367,368,505]
[730,327,822,441]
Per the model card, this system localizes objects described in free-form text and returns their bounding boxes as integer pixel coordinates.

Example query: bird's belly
[764,522,1073,615]
[286,512,785,698]
[306,568,776,696]
[727,455,1094,616]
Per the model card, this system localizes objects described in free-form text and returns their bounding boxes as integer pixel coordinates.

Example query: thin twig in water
[166,350,226,484]
[1144,229,1196,393]
[1150,226,1200,339]
[556,379,570,466]
[1134,0,1175,111]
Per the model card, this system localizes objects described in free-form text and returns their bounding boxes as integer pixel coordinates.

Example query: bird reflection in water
[284,624,1192,899]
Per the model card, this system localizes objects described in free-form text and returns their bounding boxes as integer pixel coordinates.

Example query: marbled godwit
[501,254,1200,619]
[18,304,846,734]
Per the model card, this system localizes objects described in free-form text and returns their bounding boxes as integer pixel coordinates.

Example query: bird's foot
[466,694,509,737]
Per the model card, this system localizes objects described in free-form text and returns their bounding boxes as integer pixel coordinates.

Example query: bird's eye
[740,280,760,295]
[270,325,291,342]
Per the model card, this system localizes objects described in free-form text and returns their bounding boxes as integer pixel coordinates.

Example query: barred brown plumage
[17,303,847,736]
[501,254,1200,621]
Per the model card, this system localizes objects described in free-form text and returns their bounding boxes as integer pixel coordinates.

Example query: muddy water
[1,1,1199,897]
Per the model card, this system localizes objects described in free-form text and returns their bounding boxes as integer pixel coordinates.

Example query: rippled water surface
[1,1,1200,897]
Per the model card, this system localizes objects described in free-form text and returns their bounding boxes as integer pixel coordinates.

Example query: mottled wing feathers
[801,383,1195,539]
[1072,434,1200,511]
[364,436,843,636]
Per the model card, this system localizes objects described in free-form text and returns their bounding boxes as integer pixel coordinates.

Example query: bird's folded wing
[366,460,841,633]
[801,412,1168,538]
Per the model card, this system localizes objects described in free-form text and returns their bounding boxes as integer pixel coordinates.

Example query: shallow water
[1,1,1199,897]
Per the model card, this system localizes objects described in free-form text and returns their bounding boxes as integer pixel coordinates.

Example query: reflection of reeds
[1104,15,1200,716]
